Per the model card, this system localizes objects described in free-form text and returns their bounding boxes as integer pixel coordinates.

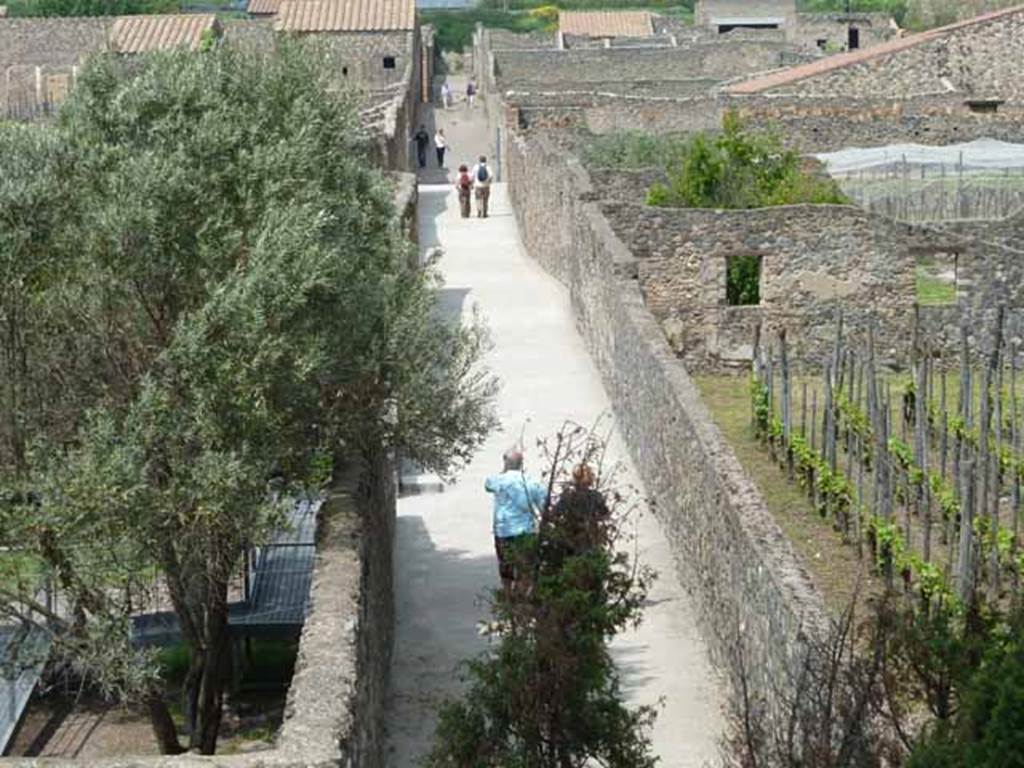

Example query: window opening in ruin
[915,251,958,306]
[383,56,396,69]
[342,66,349,76]
[816,38,828,50]
[718,23,778,34]
[847,27,860,50]
[965,99,1004,114]
[726,255,762,306]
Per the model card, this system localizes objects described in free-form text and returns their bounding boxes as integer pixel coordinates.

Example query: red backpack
[459,172,472,190]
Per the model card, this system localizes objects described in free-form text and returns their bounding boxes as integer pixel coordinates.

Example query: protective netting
[816,138,1024,174]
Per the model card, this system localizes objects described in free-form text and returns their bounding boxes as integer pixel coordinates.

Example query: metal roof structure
[727,4,1024,94]
[247,0,282,14]
[108,14,219,53]
[275,0,415,32]
[0,625,50,754]
[559,10,654,38]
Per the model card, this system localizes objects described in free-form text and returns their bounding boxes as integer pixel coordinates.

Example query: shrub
[647,112,849,209]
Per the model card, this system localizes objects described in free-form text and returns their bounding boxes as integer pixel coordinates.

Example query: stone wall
[794,12,897,52]
[507,127,830,716]
[601,202,940,368]
[752,8,1024,103]
[695,0,797,29]
[2,456,397,768]
[494,40,800,87]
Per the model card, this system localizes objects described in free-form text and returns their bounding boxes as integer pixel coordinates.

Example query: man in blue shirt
[485,449,547,596]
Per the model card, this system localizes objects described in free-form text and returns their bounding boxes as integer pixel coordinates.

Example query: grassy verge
[694,375,882,613]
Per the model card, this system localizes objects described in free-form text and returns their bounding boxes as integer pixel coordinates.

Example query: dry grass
[694,374,883,614]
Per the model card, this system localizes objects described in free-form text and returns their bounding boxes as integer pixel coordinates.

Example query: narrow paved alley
[383,82,725,767]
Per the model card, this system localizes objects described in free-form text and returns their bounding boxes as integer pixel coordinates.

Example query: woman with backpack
[456,164,473,218]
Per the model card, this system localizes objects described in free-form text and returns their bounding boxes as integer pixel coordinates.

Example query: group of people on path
[412,124,494,218]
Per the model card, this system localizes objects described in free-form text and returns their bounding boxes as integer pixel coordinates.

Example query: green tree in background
[4,0,178,17]
[647,112,848,209]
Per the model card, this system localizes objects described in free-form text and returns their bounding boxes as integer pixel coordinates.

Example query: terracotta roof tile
[247,0,281,14]
[275,0,414,32]
[559,10,654,38]
[109,14,218,53]
[727,4,1024,94]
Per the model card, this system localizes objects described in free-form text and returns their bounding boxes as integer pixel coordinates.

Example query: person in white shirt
[471,155,492,217]
[434,129,447,168]
[441,80,452,109]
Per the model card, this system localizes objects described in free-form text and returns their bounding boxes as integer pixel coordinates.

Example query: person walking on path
[471,156,492,218]
[485,449,546,597]
[466,79,477,109]
[456,163,473,218]
[434,128,448,168]
[412,124,429,170]
[441,80,452,109]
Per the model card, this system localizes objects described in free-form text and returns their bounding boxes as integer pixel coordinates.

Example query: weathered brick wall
[507,126,830,720]
[755,9,1024,102]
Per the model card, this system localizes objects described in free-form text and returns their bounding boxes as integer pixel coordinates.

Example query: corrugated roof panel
[275,0,414,31]
[109,14,217,53]
[559,10,653,38]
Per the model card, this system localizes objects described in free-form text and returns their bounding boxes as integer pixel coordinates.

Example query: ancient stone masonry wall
[754,10,1024,102]
[794,12,897,52]
[602,202,957,369]
[507,128,830,718]
[494,40,798,87]
[0,456,397,768]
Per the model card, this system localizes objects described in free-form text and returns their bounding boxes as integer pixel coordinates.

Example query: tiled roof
[559,10,653,38]
[247,0,281,15]
[109,14,218,53]
[275,0,414,32]
[727,4,1024,94]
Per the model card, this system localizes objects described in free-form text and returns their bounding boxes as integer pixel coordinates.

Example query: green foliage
[726,255,760,306]
[4,0,177,16]
[426,429,657,768]
[0,42,495,754]
[797,0,909,26]
[582,131,689,171]
[421,9,548,52]
[647,113,849,209]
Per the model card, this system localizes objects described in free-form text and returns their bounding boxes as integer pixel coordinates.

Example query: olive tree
[0,42,496,754]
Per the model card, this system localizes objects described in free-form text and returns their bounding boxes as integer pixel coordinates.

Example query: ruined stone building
[695,0,898,51]
[0,0,431,170]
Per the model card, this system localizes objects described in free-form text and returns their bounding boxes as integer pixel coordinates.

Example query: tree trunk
[195,573,231,755]
[146,691,184,755]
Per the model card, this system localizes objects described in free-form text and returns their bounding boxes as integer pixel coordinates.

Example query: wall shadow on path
[385,514,497,766]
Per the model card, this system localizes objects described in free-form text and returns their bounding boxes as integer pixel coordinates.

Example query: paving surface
[383,85,725,767]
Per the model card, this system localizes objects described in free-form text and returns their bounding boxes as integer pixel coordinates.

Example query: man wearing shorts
[485,449,547,596]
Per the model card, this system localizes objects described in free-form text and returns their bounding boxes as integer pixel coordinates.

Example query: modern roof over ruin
[247,0,282,15]
[275,0,414,32]
[726,4,1024,94]
[559,10,654,38]
[109,14,218,53]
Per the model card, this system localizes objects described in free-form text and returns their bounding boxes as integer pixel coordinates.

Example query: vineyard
[749,310,1023,611]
